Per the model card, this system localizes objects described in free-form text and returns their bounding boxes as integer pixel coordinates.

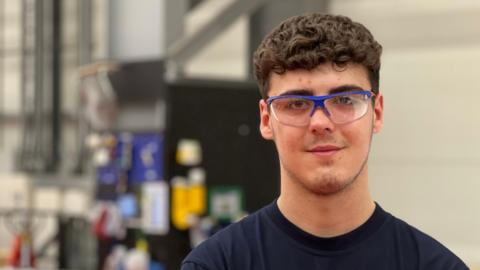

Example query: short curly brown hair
[253,13,382,99]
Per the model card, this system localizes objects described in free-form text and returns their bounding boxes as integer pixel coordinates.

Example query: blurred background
[0,0,479,269]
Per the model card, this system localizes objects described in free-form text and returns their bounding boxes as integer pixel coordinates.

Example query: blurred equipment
[57,217,97,270]
[142,181,169,235]
[209,186,244,222]
[171,176,190,231]
[161,79,279,269]
[18,0,64,172]
[165,79,279,213]
[3,209,48,268]
[79,59,280,270]
[187,168,206,216]
[176,139,202,166]
[78,62,120,131]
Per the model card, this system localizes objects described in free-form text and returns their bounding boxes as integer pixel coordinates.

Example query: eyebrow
[278,84,365,96]
[328,85,365,94]
[278,89,313,96]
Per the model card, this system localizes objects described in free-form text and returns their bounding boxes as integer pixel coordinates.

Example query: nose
[308,106,335,133]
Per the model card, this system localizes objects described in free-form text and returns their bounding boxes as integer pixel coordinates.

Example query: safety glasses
[266,90,374,127]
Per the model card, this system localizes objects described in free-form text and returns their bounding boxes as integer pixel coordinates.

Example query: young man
[181,13,469,270]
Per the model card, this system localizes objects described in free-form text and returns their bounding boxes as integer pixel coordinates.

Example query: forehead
[268,63,370,96]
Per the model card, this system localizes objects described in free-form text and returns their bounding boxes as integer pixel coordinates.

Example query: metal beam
[166,0,272,75]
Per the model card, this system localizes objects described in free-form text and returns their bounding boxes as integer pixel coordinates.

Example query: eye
[332,96,353,105]
[286,98,310,110]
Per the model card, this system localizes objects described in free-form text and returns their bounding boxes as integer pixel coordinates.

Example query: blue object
[128,133,164,184]
[97,165,120,185]
[266,90,374,126]
[96,134,132,185]
[267,90,373,108]
[149,261,165,270]
[96,133,164,186]
[117,194,138,218]
[267,90,373,114]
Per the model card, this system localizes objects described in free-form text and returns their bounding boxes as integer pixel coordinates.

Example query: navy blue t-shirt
[182,201,468,270]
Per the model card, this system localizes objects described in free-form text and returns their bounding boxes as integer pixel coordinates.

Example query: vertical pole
[48,0,61,172]
[33,0,44,171]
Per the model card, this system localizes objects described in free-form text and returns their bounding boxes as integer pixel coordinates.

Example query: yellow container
[188,168,206,215]
[171,177,190,230]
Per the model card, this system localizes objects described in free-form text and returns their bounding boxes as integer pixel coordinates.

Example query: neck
[277,167,375,238]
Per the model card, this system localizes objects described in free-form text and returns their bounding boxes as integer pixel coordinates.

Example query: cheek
[343,121,373,153]
[273,126,304,154]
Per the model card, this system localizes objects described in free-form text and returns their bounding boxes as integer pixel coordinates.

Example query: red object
[7,234,35,267]
[7,235,21,266]
[94,207,109,240]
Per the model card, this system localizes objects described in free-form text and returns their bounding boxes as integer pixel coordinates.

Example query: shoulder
[182,207,270,270]
[391,216,469,270]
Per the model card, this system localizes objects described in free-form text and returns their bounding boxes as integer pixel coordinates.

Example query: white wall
[370,46,480,264]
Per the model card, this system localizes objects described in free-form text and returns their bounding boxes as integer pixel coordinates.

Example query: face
[259,63,384,196]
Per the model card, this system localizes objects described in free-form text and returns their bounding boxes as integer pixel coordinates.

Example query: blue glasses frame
[266,90,374,117]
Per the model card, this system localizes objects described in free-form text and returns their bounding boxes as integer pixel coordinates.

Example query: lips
[307,145,343,156]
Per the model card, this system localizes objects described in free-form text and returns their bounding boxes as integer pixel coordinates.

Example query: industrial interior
[0,0,479,269]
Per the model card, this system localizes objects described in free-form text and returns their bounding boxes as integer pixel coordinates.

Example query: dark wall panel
[165,79,280,213]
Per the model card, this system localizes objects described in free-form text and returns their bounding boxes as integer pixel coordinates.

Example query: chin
[304,174,356,196]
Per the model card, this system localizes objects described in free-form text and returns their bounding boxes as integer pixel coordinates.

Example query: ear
[259,99,274,140]
[372,93,384,134]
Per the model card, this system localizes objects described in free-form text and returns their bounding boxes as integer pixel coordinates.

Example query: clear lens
[324,93,369,124]
[270,98,314,126]
[270,93,370,126]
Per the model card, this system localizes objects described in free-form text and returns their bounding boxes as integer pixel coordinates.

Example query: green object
[208,186,244,222]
